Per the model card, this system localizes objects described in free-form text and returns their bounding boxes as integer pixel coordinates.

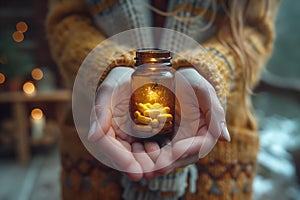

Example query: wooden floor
[0,147,61,200]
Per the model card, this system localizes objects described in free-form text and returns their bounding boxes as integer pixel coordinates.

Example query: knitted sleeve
[172,0,280,128]
[46,0,135,94]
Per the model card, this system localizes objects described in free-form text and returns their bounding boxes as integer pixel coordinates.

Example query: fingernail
[198,151,206,159]
[220,122,231,142]
[88,121,97,141]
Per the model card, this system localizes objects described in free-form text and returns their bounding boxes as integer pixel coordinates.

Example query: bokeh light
[12,31,24,42]
[23,82,35,95]
[16,21,28,33]
[31,68,44,80]
[31,108,44,120]
[0,73,6,84]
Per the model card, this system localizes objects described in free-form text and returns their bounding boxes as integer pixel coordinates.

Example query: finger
[96,133,143,181]
[88,106,110,142]
[219,122,231,142]
[132,142,155,179]
[175,69,229,141]
[172,119,199,143]
[144,141,160,162]
[113,115,128,127]
[195,113,207,136]
[195,78,227,140]
[117,136,131,152]
[172,154,199,169]
[172,136,204,159]
[87,83,114,141]
[196,125,220,159]
[159,135,214,174]
[198,132,217,158]
[175,72,200,122]
[89,68,131,142]
[112,116,137,143]
[154,143,175,175]
[172,132,216,161]
[109,68,133,117]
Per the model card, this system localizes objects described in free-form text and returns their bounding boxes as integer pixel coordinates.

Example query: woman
[46,0,280,199]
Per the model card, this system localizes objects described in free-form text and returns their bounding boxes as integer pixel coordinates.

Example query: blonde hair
[146,0,217,31]
[220,0,274,129]
[148,0,274,128]
[148,0,272,94]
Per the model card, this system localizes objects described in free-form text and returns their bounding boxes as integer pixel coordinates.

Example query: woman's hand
[88,67,156,181]
[154,68,230,174]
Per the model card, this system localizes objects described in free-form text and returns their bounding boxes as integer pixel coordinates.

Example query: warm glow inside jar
[130,49,175,139]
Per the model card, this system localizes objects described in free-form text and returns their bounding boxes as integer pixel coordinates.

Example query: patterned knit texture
[86,0,154,47]
[121,165,198,200]
[59,122,258,200]
[46,0,280,199]
[161,0,221,50]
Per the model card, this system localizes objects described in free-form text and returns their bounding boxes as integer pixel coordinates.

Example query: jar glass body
[130,63,175,138]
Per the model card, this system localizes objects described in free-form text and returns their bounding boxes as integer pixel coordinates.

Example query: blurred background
[0,0,299,200]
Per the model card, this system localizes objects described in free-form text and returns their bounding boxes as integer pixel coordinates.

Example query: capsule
[137,103,149,113]
[133,124,152,132]
[134,111,141,118]
[134,111,151,125]
[145,103,152,108]
[151,119,159,128]
[151,103,163,109]
[157,114,173,123]
[144,109,160,118]
[160,107,170,114]
[159,121,173,129]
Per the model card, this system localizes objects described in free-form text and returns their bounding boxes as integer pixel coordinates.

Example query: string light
[23,81,36,95]
[12,31,24,43]
[31,68,44,80]
[12,21,28,43]
[0,73,5,84]
[31,108,44,120]
[16,21,28,33]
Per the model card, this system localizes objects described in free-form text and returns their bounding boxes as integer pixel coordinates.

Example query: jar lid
[135,48,172,66]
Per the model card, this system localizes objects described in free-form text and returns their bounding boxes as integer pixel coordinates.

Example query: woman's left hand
[153,68,230,175]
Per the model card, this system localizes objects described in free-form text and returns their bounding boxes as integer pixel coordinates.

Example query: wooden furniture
[0,90,71,164]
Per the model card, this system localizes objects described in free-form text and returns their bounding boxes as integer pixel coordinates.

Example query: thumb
[196,77,230,142]
[175,68,230,142]
[88,83,113,142]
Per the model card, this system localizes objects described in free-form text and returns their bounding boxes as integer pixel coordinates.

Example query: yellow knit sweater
[46,0,280,199]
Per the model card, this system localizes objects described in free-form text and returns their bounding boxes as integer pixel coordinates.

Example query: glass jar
[130,49,175,139]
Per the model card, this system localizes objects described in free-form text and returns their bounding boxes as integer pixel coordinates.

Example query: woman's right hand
[88,67,158,181]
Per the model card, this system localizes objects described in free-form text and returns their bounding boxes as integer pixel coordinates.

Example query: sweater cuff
[96,46,136,89]
[80,41,135,94]
[172,47,233,109]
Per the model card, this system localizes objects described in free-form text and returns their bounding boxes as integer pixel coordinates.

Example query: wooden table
[0,90,71,164]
